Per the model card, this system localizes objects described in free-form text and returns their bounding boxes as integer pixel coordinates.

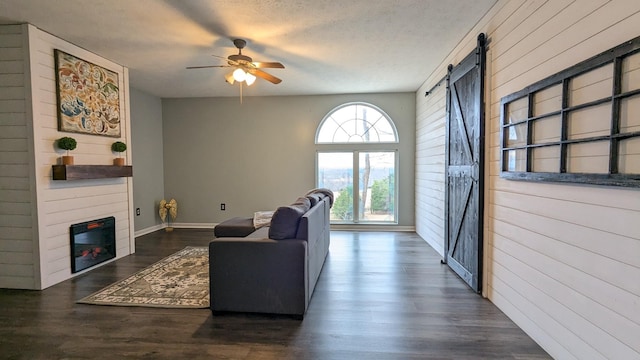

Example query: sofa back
[296,195,331,299]
[269,191,331,241]
[297,195,329,239]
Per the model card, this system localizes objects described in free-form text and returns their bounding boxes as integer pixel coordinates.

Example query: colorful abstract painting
[55,49,121,137]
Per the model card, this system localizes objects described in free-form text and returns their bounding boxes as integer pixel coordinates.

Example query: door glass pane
[358,152,395,222]
[621,51,640,92]
[567,104,611,140]
[506,123,527,147]
[567,141,609,174]
[533,84,562,116]
[506,96,528,124]
[618,137,640,174]
[569,63,613,106]
[532,115,561,144]
[532,145,560,173]
[620,95,640,133]
[317,152,353,222]
[506,149,526,171]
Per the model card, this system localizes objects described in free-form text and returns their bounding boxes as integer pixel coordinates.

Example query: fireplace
[70,216,116,273]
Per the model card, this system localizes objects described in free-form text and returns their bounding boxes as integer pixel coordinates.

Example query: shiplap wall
[415,80,446,255]
[0,24,38,289]
[415,0,640,359]
[0,24,134,289]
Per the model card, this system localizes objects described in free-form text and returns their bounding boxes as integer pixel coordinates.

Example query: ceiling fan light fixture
[224,71,235,84]
[233,68,246,82]
[245,72,256,86]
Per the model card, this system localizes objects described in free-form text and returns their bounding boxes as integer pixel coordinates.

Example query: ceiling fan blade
[186,65,229,69]
[252,62,284,69]
[248,68,282,84]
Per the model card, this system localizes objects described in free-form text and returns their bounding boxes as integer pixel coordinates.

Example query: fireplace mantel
[52,165,133,180]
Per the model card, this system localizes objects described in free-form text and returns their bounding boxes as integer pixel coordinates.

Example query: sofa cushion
[268,201,310,240]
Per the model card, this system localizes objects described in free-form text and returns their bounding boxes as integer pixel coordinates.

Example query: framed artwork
[54,49,121,137]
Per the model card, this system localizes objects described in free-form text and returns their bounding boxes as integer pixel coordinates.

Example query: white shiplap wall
[0,24,134,290]
[0,24,38,289]
[415,0,640,359]
[28,24,135,289]
[415,80,446,255]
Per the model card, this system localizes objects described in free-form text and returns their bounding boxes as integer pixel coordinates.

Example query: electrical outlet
[136,208,140,216]
[220,203,226,211]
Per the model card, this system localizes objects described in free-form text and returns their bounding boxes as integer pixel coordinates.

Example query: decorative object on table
[77,246,209,308]
[186,38,284,103]
[159,198,178,232]
[56,136,77,165]
[54,49,121,137]
[111,141,127,166]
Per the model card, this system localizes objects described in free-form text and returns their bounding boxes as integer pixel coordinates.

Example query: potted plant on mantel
[57,136,77,165]
[111,141,127,166]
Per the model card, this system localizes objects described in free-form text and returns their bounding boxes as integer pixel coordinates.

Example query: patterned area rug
[77,246,209,308]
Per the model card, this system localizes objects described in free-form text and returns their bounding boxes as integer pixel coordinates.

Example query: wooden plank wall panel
[0,24,36,290]
[414,0,640,358]
[485,1,640,359]
[415,81,446,255]
[25,25,133,289]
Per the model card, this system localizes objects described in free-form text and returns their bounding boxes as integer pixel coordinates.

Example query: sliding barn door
[444,34,486,293]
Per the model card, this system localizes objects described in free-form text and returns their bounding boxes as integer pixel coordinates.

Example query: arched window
[316,103,398,143]
[316,102,398,224]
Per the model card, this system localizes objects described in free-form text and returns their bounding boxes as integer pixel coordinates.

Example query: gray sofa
[209,189,332,318]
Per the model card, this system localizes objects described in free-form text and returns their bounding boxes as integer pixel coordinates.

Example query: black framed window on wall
[500,35,640,188]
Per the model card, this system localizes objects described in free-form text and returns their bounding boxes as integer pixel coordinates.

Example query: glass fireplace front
[70,216,116,273]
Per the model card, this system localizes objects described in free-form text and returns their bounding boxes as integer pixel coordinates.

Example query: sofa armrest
[209,237,308,316]
[213,217,255,237]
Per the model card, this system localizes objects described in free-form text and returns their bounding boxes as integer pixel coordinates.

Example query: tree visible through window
[316,103,398,224]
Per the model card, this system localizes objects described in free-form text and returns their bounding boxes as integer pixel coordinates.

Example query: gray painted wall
[162,93,415,226]
[130,88,165,232]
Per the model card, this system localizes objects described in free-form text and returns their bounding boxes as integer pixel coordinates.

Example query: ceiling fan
[187,39,284,85]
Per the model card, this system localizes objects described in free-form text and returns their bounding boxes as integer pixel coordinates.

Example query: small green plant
[111,141,127,166]
[57,136,77,155]
[111,141,127,154]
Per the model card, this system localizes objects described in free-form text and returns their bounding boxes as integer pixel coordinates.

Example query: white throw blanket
[253,211,275,229]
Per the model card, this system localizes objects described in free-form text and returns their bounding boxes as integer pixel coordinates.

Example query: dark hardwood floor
[0,230,551,359]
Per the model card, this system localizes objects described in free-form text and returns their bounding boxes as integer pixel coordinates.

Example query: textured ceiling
[0,0,496,98]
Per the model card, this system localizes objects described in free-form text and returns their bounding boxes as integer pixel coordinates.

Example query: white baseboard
[134,223,216,238]
[330,224,415,232]
[171,222,216,229]
[134,224,165,237]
